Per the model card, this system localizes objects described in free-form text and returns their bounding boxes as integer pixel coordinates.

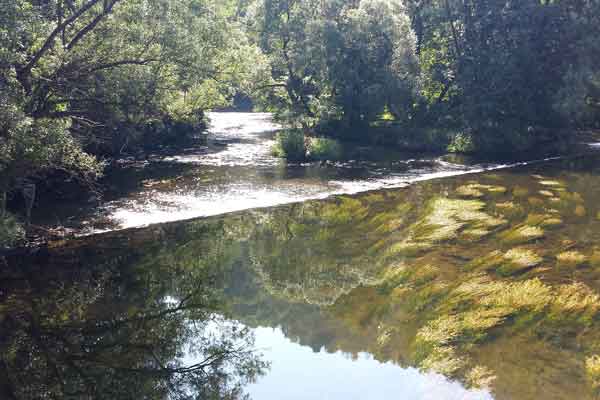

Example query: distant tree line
[251,0,600,151]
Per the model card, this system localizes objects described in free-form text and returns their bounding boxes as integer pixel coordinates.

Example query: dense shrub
[306,137,343,161]
[272,130,306,161]
[447,133,476,154]
[0,213,25,249]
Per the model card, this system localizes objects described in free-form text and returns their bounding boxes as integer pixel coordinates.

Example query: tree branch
[18,0,103,78]
[66,0,121,51]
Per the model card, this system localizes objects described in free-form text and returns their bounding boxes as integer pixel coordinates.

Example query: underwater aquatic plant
[500,225,545,244]
[498,248,543,275]
[456,185,484,198]
[539,180,566,187]
[556,251,588,267]
[586,355,600,390]
[466,365,496,389]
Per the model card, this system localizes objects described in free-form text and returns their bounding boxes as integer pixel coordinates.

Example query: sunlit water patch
[34,113,594,234]
[87,113,522,231]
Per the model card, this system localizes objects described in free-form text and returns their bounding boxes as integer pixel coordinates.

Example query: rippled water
[36,112,543,234]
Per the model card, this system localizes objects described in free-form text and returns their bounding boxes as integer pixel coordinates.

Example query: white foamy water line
[109,188,336,229]
[103,155,565,230]
[330,156,563,194]
[82,111,586,233]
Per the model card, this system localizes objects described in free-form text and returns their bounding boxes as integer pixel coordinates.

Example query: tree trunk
[0,191,6,218]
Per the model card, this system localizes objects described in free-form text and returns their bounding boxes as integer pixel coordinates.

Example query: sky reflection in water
[246,326,492,400]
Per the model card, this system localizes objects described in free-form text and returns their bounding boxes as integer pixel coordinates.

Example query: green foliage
[271,129,306,161]
[0,79,103,191]
[405,0,600,149]
[0,212,25,248]
[272,131,344,161]
[0,0,269,197]
[306,137,343,161]
[447,132,475,154]
[254,0,418,132]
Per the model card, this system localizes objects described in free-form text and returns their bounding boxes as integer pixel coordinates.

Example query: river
[4,113,600,399]
[34,112,531,235]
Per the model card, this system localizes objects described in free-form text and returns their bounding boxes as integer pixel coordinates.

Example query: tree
[0,0,267,233]
[253,0,418,132]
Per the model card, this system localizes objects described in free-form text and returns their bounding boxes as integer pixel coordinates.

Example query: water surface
[6,155,600,399]
[34,112,521,234]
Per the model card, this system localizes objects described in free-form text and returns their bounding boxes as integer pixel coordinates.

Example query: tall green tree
[253,0,418,131]
[0,0,266,219]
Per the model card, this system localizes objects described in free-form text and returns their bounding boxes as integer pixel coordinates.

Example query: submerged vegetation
[3,0,600,398]
[6,157,600,398]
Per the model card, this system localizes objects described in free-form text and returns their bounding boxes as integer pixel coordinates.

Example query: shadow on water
[6,155,600,399]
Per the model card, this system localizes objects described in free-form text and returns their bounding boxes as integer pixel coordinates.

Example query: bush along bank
[271,130,344,162]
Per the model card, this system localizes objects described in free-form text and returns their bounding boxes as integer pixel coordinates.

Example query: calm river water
[4,114,600,399]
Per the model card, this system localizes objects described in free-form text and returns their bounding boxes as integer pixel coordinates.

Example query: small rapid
[46,112,584,234]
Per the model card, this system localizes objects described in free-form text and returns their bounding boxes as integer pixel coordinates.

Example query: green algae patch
[526,213,563,228]
[461,228,491,241]
[456,185,484,198]
[388,197,506,257]
[321,196,369,224]
[496,201,517,210]
[494,201,525,218]
[386,240,433,257]
[497,248,543,276]
[551,282,600,324]
[590,251,600,267]
[539,190,555,197]
[487,186,507,194]
[373,216,405,235]
[528,197,545,206]
[456,184,507,198]
[539,180,566,187]
[575,205,587,217]
[418,345,465,376]
[476,278,552,312]
[464,251,504,272]
[378,263,440,290]
[415,306,513,376]
[556,251,588,267]
[586,355,600,390]
[513,186,529,197]
[423,223,465,242]
[541,217,563,227]
[500,225,545,245]
[466,365,496,389]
